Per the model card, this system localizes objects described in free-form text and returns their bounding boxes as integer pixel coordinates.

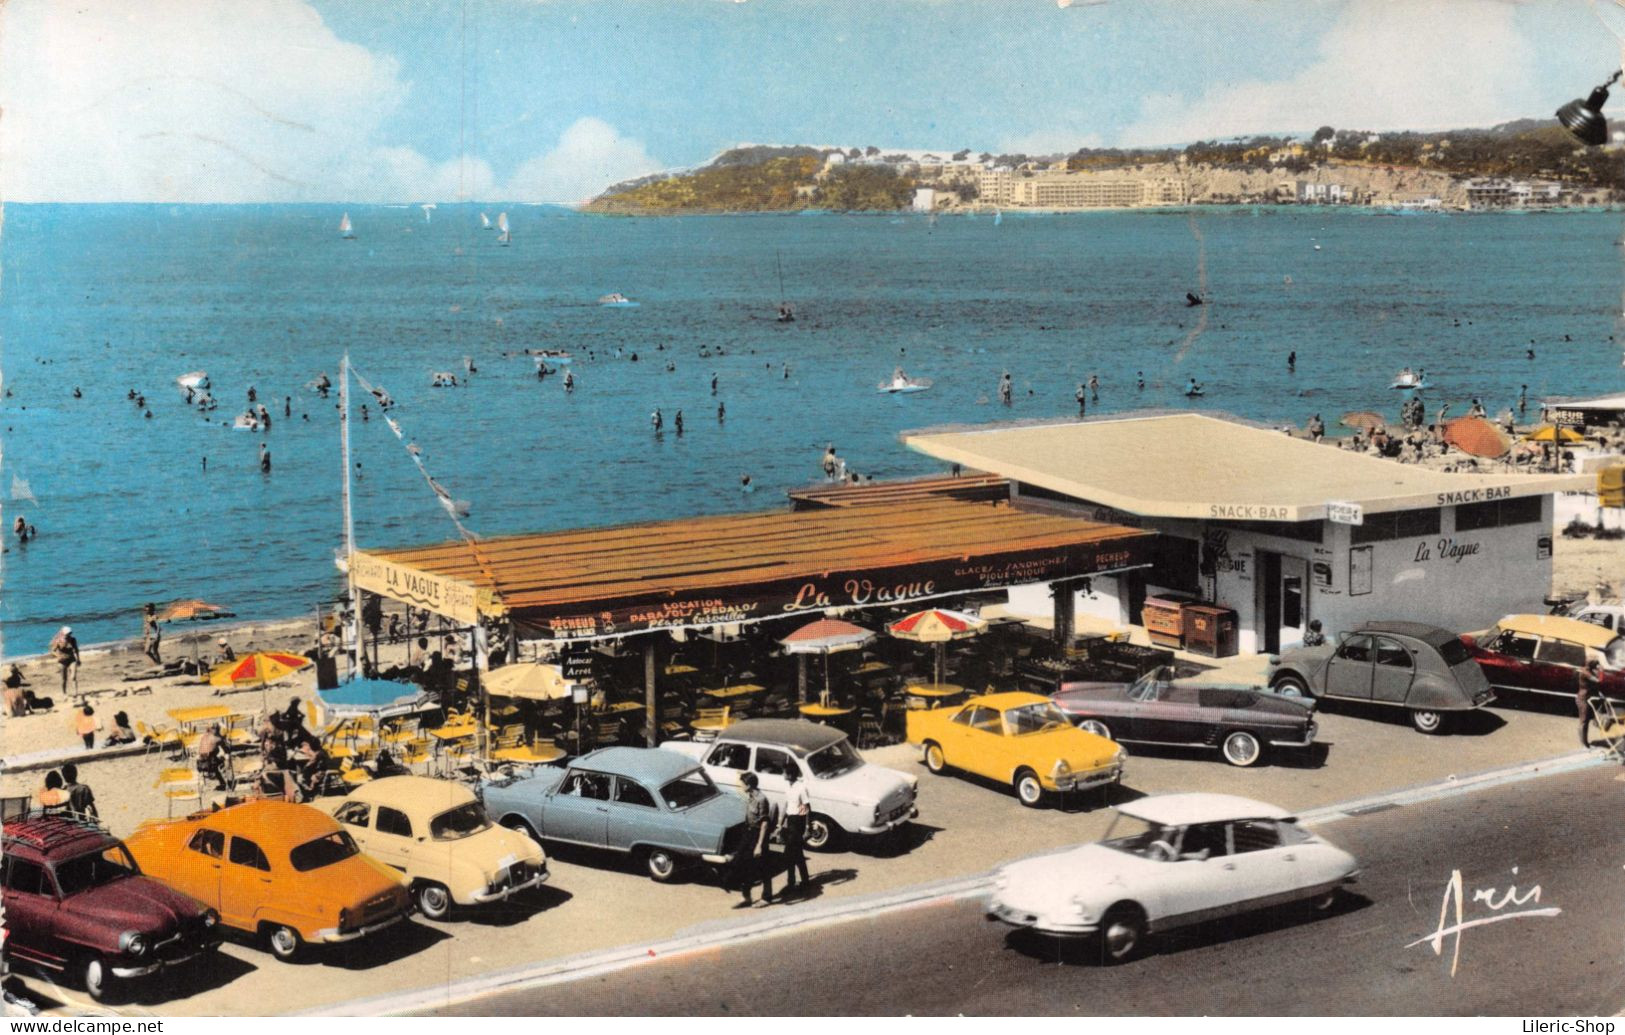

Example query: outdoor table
[601,701,645,714]
[703,683,765,701]
[663,663,699,677]
[428,722,479,742]
[491,742,565,765]
[168,704,235,728]
[798,702,855,718]
[341,767,372,785]
[906,683,966,709]
[853,661,892,676]
[690,714,732,736]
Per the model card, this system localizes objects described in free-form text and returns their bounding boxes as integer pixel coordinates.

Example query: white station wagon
[666,719,918,850]
[987,793,1359,961]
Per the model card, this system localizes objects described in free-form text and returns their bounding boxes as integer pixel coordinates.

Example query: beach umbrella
[316,677,431,719]
[209,650,313,709]
[1523,424,1584,444]
[888,608,989,685]
[1339,410,1386,431]
[483,662,571,702]
[779,619,875,701]
[158,599,235,623]
[1442,417,1511,459]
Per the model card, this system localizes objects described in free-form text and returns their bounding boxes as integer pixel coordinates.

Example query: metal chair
[155,767,202,817]
[690,706,731,741]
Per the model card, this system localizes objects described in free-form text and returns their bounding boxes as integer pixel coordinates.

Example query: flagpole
[341,352,359,682]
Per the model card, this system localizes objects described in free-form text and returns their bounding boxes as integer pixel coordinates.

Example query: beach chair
[1591,696,1625,763]
[690,706,730,741]
[137,720,183,757]
[155,767,202,817]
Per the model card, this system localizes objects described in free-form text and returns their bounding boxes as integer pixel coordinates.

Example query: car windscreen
[1004,701,1071,735]
[53,844,139,895]
[1098,815,1178,859]
[805,739,861,779]
[289,830,360,872]
[430,802,492,841]
[659,769,719,809]
[1435,636,1472,667]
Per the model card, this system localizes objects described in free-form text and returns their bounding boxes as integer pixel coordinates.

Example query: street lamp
[1557,70,1623,146]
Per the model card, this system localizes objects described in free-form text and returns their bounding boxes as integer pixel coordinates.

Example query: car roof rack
[2,811,115,851]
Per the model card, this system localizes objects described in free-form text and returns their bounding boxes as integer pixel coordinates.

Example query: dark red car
[2,814,221,1002]
[1464,614,1625,703]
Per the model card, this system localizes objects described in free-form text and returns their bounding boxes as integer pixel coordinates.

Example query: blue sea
[3,203,1623,655]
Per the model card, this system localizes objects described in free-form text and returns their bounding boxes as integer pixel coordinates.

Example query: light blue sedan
[480,747,749,882]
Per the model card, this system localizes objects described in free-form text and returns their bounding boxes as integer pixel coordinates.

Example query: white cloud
[0,0,662,203]
[997,129,1105,157]
[505,118,664,204]
[1117,1,1536,146]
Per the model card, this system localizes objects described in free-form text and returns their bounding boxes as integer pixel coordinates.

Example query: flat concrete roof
[903,413,1591,522]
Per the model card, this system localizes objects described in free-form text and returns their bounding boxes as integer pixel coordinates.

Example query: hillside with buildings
[587,123,1625,214]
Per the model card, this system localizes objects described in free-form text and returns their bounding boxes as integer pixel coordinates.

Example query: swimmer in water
[740,473,753,492]
[1185,377,1202,396]
[564,371,575,393]
[1287,350,1296,372]
[674,410,684,436]
[717,401,725,422]
[1136,371,1145,390]
[651,408,663,433]
[711,373,718,395]
[1088,374,1099,400]
[1075,384,1087,416]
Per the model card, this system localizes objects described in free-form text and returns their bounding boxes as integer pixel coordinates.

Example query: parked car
[1464,614,1625,702]
[986,792,1359,961]
[664,719,918,850]
[322,775,547,919]
[1053,666,1317,767]
[1268,621,1494,734]
[2,813,221,1001]
[1567,602,1625,636]
[480,746,747,882]
[906,690,1124,808]
[123,799,411,962]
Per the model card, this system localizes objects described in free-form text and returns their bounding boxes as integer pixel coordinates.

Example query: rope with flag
[347,363,506,606]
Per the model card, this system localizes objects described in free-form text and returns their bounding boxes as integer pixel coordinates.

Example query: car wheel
[1014,768,1044,808]
[264,923,303,962]
[644,847,679,882]
[79,955,113,1002]
[500,815,540,842]
[1079,719,1113,740]
[1273,675,1309,698]
[804,814,842,852]
[1308,888,1341,914]
[1099,903,1147,964]
[1221,730,1263,767]
[414,881,453,921]
[1410,709,1446,735]
[923,741,947,774]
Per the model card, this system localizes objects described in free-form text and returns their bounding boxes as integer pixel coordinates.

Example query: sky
[3,0,1623,203]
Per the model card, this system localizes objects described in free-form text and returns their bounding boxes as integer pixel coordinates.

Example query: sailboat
[496,212,511,246]
[480,212,492,230]
[994,207,1003,226]
[339,213,356,240]
[775,250,795,323]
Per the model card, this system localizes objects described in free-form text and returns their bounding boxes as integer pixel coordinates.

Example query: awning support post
[797,654,808,703]
[644,639,658,747]
[1052,581,1075,647]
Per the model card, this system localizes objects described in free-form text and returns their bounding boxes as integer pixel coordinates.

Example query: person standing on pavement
[780,767,812,896]
[1577,658,1605,748]
[731,772,776,907]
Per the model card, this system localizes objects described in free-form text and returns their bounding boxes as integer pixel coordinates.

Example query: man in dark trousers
[731,772,775,906]
[1577,658,1605,748]
[780,767,812,896]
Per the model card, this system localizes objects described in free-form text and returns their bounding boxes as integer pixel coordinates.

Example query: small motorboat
[598,293,639,308]
[527,348,573,364]
[232,413,259,430]
[878,369,933,394]
[176,371,210,390]
[1389,368,1431,390]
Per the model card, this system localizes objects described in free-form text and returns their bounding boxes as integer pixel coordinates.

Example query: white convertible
[666,719,918,850]
[987,793,1358,961]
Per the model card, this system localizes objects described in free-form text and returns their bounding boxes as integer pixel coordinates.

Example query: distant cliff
[586,147,915,214]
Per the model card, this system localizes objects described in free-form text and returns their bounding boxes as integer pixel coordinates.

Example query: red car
[2,813,221,1002]
[1464,614,1625,702]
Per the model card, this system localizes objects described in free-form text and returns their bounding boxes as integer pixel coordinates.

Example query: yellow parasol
[1523,424,1584,444]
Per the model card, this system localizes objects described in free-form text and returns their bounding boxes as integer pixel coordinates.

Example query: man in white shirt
[781,767,812,895]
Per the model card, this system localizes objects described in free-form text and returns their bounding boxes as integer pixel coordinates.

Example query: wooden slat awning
[352,497,1155,641]
[787,474,1008,510]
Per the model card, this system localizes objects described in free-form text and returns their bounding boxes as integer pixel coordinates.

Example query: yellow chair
[137,721,183,757]
[339,758,372,785]
[396,739,432,772]
[690,706,730,740]
[155,767,202,817]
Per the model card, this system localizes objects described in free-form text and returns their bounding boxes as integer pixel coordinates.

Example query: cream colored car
[325,776,547,920]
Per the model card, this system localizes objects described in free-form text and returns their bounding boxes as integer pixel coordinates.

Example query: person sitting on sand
[105,710,137,747]
[196,724,229,790]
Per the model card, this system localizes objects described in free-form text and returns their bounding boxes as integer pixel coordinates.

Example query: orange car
[124,799,411,962]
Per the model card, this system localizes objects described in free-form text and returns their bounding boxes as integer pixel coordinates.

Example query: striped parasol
[157,599,235,623]
[889,608,988,685]
[209,651,313,708]
[780,619,875,701]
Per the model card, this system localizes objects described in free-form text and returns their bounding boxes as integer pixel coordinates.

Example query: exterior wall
[1007,484,1555,654]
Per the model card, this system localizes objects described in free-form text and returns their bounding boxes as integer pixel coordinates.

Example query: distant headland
[585,120,1625,215]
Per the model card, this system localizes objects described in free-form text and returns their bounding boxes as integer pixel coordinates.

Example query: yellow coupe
[906,691,1124,807]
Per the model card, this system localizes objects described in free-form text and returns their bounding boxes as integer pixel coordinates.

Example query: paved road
[427,766,1625,1017]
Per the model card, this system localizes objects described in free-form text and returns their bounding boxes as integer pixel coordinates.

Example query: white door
[1146,822,1235,927]
[1279,558,1307,651]
[1221,819,1298,910]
